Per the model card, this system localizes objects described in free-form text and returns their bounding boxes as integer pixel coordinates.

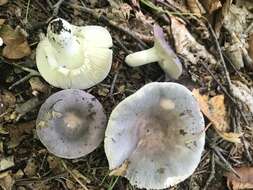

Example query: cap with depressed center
[104,82,205,189]
[36,18,113,89]
[36,89,107,159]
[125,24,182,79]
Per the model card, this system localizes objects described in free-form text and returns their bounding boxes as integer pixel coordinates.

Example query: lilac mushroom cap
[36,89,107,159]
[104,82,205,189]
[125,24,182,79]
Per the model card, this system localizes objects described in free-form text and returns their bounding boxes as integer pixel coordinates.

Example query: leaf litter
[0,0,253,190]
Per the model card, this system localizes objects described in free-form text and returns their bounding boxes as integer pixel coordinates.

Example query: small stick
[202,62,249,126]
[53,0,65,16]
[61,161,89,190]
[212,145,239,178]
[203,152,215,190]
[69,3,148,49]
[7,63,41,90]
[110,72,118,97]
[113,36,131,54]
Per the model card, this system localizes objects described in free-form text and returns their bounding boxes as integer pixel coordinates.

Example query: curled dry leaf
[170,16,216,65]
[231,81,253,118]
[200,0,222,14]
[186,0,205,17]
[192,89,242,143]
[226,167,253,190]
[0,25,31,59]
[29,77,50,95]
[0,0,8,6]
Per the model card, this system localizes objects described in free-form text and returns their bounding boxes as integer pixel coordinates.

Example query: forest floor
[0,0,253,190]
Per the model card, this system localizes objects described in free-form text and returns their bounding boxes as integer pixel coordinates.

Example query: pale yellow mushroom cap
[36,18,113,89]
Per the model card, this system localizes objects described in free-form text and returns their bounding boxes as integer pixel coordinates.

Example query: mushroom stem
[125,47,159,67]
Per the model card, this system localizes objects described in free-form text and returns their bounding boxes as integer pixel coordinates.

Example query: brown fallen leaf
[0,171,15,190]
[225,167,253,190]
[8,121,35,148]
[0,0,8,6]
[0,25,31,59]
[192,89,242,143]
[170,16,216,65]
[186,0,205,17]
[200,0,222,14]
[24,158,38,177]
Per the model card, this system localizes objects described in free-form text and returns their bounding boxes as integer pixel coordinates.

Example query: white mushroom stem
[125,47,159,67]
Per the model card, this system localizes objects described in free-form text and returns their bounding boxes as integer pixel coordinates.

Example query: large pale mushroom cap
[36,18,113,89]
[104,82,205,189]
[36,89,107,159]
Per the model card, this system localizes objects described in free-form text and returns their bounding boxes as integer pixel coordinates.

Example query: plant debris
[225,167,253,190]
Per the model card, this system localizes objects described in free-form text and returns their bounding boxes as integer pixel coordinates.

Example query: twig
[7,63,41,90]
[234,109,253,163]
[202,62,249,126]
[110,72,118,97]
[69,3,148,49]
[113,36,131,54]
[211,145,239,178]
[203,152,215,190]
[61,161,89,190]
[25,0,31,24]
[53,0,65,16]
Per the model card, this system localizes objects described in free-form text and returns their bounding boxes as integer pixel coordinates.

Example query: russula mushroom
[36,18,113,89]
[36,89,107,159]
[104,82,205,189]
[125,24,182,79]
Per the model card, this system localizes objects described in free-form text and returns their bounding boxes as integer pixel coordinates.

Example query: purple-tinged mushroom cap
[125,24,182,79]
[36,89,107,159]
[104,82,205,189]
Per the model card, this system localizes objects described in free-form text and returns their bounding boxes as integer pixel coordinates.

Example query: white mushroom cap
[125,24,182,79]
[104,82,205,189]
[36,89,107,159]
[36,18,113,89]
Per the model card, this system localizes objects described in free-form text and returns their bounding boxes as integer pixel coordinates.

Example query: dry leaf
[170,16,216,65]
[47,155,63,174]
[29,77,50,95]
[0,171,14,190]
[200,0,222,14]
[186,0,205,17]
[24,158,37,177]
[0,156,14,172]
[0,0,8,6]
[0,89,16,115]
[231,81,253,116]
[192,89,242,143]
[226,167,253,190]
[8,121,35,148]
[236,0,253,10]
[223,5,252,35]
[109,160,129,176]
[0,25,31,59]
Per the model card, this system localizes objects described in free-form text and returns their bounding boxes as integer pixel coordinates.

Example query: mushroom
[36,18,113,89]
[36,89,107,159]
[104,82,205,189]
[125,24,182,79]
